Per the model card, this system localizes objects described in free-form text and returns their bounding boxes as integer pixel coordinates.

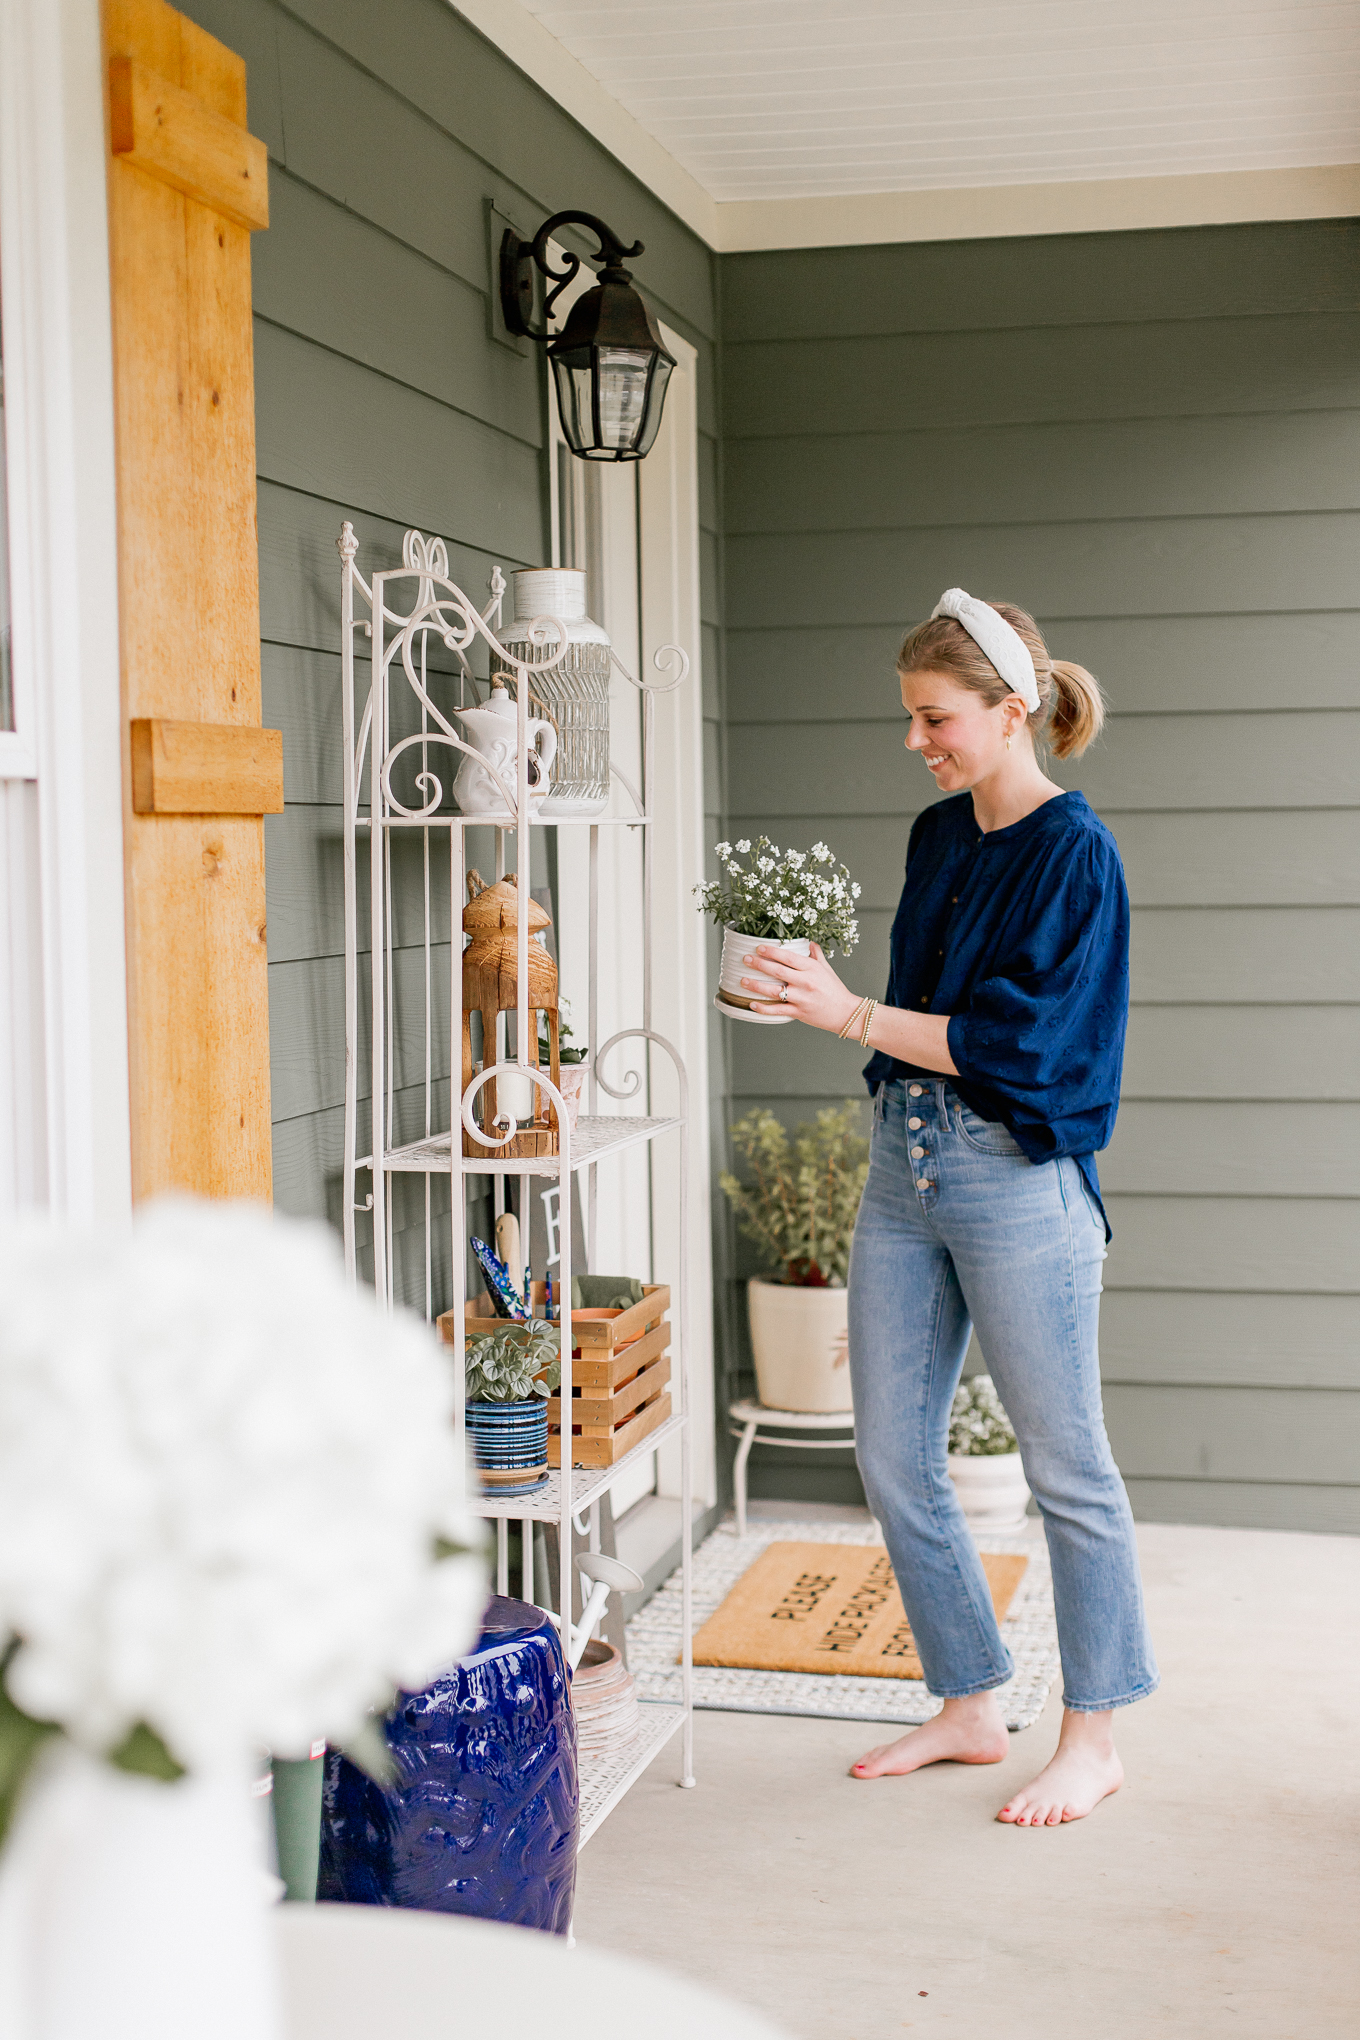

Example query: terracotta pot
[947,1450,1031,1535]
[747,1276,852,1413]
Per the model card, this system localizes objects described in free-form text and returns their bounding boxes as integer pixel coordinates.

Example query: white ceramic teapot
[452,683,558,820]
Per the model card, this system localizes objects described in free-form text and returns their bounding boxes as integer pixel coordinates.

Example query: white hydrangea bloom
[0,1199,487,1774]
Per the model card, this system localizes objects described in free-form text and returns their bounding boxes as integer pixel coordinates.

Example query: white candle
[494,1065,537,1123]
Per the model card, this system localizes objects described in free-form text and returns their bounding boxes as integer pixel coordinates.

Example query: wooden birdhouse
[461,873,561,1158]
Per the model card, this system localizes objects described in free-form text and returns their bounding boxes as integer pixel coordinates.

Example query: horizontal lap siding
[182,0,719,1308]
[721,219,1360,1528]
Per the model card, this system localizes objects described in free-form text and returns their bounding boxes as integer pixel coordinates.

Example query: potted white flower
[720,1102,868,1412]
[696,836,860,1019]
[0,1198,487,2037]
[947,1374,1031,1534]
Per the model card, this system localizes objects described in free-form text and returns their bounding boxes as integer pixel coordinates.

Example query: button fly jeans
[847,1079,1158,1711]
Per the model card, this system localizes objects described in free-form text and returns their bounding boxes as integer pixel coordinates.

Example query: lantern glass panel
[551,353,595,456]
[550,347,674,462]
[595,347,651,449]
[630,352,672,458]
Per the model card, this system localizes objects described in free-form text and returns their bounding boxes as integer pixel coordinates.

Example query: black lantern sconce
[500,211,676,463]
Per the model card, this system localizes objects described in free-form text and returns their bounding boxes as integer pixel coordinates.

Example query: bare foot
[851,1693,1010,1779]
[997,1709,1123,1826]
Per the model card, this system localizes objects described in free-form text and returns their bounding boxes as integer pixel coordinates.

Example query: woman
[741,589,1157,1828]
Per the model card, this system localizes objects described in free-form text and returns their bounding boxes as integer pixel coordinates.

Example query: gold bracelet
[859,998,878,1048]
[837,995,869,1041]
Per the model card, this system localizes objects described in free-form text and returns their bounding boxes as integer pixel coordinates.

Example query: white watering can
[540,1550,644,1671]
[452,682,557,820]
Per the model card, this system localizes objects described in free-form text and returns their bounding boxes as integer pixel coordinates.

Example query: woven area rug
[627,1517,1061,1730]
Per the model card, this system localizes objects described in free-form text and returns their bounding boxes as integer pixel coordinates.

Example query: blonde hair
[897,600,1104,761]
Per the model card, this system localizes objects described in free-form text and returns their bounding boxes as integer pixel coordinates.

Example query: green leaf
[108,1721,185,1783]
[0,1649,60,1848]
[337,1715,399,1789]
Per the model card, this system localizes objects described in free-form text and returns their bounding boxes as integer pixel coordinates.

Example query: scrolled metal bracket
[500,211,644,344]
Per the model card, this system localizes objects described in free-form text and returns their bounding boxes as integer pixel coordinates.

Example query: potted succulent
[696,837,860,1020]
[720,1102,868,1412]
[947,1374,1031,1534]
[465,1321,562,1489]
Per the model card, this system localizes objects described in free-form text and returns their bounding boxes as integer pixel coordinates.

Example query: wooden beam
[108,55,268,232]
[130,719,284,814]
[104,0,275,1202]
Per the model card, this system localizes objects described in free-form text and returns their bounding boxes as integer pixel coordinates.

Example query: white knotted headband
[930,588,1040,712]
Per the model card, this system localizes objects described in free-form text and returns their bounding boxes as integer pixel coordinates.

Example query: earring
[1005,734,1012,751]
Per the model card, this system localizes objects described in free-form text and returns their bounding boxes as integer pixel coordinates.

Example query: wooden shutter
[103,0,279,1199]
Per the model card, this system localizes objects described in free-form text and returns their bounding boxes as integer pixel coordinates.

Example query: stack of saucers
[466,1397,549,1493]
[571,1638,642,1754]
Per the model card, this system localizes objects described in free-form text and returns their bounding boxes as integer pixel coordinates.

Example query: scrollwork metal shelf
[338,521,696,1818]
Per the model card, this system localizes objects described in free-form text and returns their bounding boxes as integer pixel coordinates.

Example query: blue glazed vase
[317,1595,579,1935]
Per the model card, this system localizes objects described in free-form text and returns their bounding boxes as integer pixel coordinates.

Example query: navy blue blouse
[863,790,1128,1234]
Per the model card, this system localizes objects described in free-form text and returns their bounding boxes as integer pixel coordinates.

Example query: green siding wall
[180,0,723,1307]
[720,219,1360,1531]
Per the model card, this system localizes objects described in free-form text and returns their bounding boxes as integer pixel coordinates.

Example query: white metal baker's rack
[338,522,695,1842]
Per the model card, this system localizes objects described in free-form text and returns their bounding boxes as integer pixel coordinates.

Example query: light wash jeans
[847,1078,1158,1712]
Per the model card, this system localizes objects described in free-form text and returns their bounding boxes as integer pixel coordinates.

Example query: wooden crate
[444,1282,668,1361]
[438,1284,672,1470]
[549,1378,672,1469]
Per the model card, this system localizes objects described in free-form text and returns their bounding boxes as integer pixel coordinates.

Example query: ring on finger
[779,983,790,1002]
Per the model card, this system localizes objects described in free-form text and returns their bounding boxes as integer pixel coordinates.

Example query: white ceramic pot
[0,1742,282,2040]
[747,1276,853,1413]
[557,1061,590,1131]
[947,1450,1031,1535]
[718,928,811,1011]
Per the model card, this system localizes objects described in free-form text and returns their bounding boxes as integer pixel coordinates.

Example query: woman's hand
[742,943,862,1032]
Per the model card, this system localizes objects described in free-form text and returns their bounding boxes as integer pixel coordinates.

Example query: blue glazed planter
[317,1595,578,1935]
[466,1396,548,1476]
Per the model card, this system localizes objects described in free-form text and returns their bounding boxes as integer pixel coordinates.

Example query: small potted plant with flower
[465,1320,562,1491]
[538,997,589,1130]
[696,837,860,1022]
[947,1374,1031,1534]
[720,1102,868,1411]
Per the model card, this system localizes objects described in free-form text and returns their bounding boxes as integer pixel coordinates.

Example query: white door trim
[639,322,716,1511]
[0,0,130,1218]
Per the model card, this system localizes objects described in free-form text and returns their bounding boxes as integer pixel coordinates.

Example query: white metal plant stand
[726,1399,857,1541]
[337,523,695,1841]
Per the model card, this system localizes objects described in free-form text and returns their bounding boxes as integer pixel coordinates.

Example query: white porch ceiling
[523,0,1360,203]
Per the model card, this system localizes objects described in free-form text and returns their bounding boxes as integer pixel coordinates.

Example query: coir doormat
[692,1541,1027,1680]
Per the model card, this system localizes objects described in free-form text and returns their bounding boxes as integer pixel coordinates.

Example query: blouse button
[920,997,928,1006]
[908,1117,922,1129]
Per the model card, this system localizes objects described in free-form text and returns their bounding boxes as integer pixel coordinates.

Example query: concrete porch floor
[574,1518,1360,2039]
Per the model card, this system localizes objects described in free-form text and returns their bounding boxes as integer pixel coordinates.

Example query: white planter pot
[0,1743,282,2040]
[747,1277,853,1413]
[557,1060,590,1131]
[717,928,811,1011]
[947,1450,1031,1535]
